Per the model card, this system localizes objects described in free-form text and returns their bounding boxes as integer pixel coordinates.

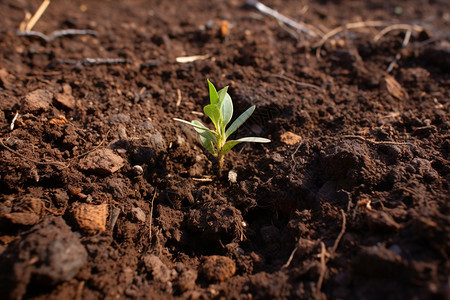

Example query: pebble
[79,148,125,175]
[54,92,75,110]
[71,202,109,234]
[143,254,176,283]
[131,207,146,223]
[280,131,302,146]
[21,89,53,113]
[0,217,87,299]
[200,255,236,282]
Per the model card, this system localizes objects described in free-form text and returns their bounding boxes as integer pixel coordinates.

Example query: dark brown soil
[0,0,449,299]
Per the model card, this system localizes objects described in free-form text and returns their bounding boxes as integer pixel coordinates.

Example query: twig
[10,112,19,130]
[110,207,121,232]
[245,0,321,38]
[0,138,68,168]
[176,55,209,63]
[17,29,98,43]
[316,241,327,293]
[340,135,415,147]
[386,29,412,73]
[315,20,386,58]
[48,58,129,68]
[373,24,424,42]
[331,209,346,254]
[281,246,298,269]
[24,0,50,32]
[265,74,323,91]
[291,141,303,172]
[316,210,346,295]
[148,188,157,241]
[176,88,182,107]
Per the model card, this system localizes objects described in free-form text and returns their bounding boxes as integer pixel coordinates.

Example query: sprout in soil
[174,79,271,175]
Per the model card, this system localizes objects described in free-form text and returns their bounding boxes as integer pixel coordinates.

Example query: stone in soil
[280,131,302,146]
[79,148,125,175]
[200,255,236,282]
[143,254,177,282]
[0,217,87,300]
[71,202,108,234]
[21,89,53,113]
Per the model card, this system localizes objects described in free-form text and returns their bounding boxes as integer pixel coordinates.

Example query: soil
[0,0,449,299]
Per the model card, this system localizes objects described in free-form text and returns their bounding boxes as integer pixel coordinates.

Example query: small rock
[54,93,75,110]
[381,75,408,100]
[107,114,131,124]
[79,148,125,175]
[131,207,146,223]
[200,255,236,282]
[280,131,302,146]
[143,254,176,283]
[117,124,128,140]
[21,89,53,113]
[138,120,155,130]
[0,217,87,300]
[228,169,237,183]
[132,165,144,176]
[71,202,108,234]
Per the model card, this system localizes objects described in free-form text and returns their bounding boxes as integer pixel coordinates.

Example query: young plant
[174,80,270,174]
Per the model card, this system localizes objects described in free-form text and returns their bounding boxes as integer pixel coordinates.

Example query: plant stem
[217,153,224,176]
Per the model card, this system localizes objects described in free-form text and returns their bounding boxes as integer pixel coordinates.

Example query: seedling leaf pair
[174,80,271,174]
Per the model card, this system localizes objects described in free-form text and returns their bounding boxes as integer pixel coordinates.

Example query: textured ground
[0,0,449,299]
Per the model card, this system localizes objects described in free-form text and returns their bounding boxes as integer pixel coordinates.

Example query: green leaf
[200,135,217,156]
[207,79,219,105]
[192,120,217,143]
[174,118,217,142]
[220,93,233,128]
[217,86,229,107]
[203,104,222,132]
[225,105,255,138]
[221,136,271,155]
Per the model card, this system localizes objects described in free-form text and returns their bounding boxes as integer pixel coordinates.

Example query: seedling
[174,80,270,175]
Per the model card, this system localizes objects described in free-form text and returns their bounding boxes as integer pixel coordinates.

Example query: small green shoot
[174,80,271,175]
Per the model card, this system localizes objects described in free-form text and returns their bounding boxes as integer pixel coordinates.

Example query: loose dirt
[0,0,449,299]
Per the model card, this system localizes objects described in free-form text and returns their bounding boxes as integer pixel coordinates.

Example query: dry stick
[17,29,98,43]
[281,246,298,269]
[19,12,32,31]
[340,134,415,147]
[316,241,327,293]
[49,58,129,68]
[10,112,19,131]
[176,88,182,107]
[373,24,424,42]
[386,29,412,73]
[315,20,386,58]
[24,0,50,32]
[0,138,68,168]
[148,188,158,241]
[331,209,346,254]
[266,74,323,91]
[245,0,321,38]
[316,209,346,296]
